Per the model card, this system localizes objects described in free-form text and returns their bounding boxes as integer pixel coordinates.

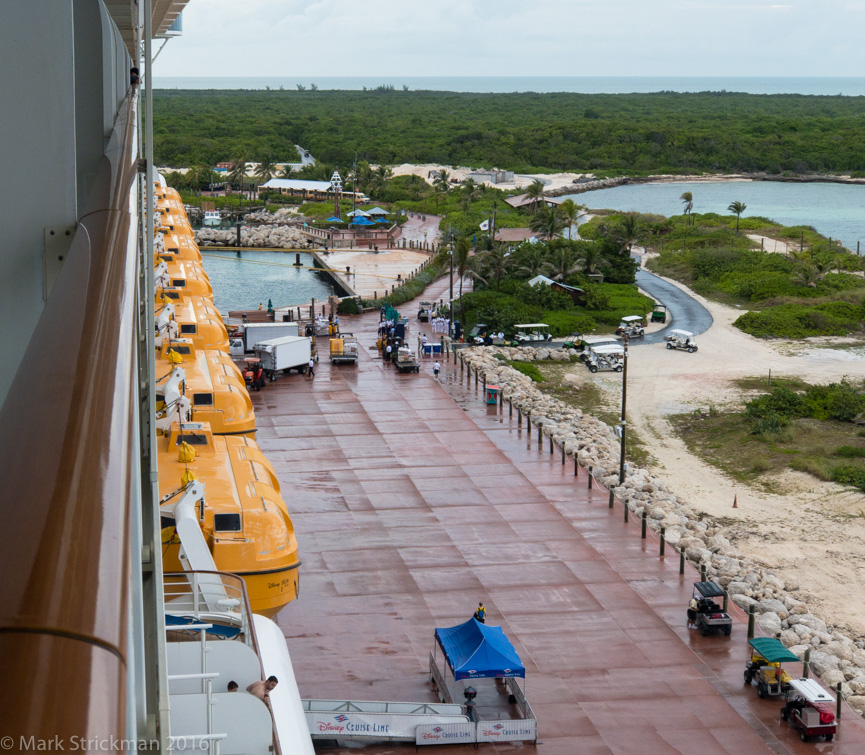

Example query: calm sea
[200,250,334,313]
[560,181,865,252]
[153,76,865,96]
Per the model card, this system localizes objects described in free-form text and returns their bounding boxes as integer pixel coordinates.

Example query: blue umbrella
[351,216,375,226]
[326,216,342,222]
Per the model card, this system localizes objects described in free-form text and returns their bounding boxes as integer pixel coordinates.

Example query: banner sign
[308,712,434,740]
[476,719,537,743]
[415,723,476,745]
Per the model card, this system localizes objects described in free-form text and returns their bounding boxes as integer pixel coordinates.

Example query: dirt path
[576,255,865,636]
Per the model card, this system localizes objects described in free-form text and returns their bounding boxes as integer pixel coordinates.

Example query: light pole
[618,336,629,487]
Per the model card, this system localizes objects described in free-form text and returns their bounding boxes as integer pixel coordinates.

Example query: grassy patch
[508,361,544,382]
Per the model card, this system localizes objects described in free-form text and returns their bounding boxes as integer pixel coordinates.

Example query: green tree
[558,198,585,240]
[680,191,694,226]
[454,237,486,324]
[279,163,295,179]
[255,155,277,183]
[525,179,547,216]
[530,204,567,240]
[434,169,451,191]
[517,247,546,278]
[479,247,512,291]
[542,246,584,281]
[577,244,610,277]
[728,200,747,233]
[612,214,646,254]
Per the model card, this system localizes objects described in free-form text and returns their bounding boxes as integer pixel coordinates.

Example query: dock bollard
[659,527,666,556]
[642,511,648,539]
[538,426,542,448]
[499,390,503,413]
[574,456,579,478]
[679,547,685,574]
[803,648,811,679]
[608,490,614,509]
[836,682,842,722]
[700,564,707,582]
[509,398,513,418]
[561,444,565,466]
[723,591,728,613]
[475,369,479,388]
[588,466,593,489]
[747,605,755,640]
[482,375,486,394]
[517,407,522,426]
[624,500,629,523]
[549,435,553,455]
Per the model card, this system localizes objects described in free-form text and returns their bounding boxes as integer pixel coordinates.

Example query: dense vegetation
[154,89,865,175]
[608,210,865,338]
[673,378,865,492]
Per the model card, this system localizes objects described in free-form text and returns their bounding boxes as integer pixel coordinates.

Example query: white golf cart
[514,323,552,343]
[586,343,625,373]
[616,315,645,339]
[665,329,698,353]
[578,335,620,362]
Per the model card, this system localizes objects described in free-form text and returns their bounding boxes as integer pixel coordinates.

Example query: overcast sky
[154,0,864,79]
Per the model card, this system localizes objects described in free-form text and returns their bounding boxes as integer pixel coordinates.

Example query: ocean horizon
[153,76,865,97]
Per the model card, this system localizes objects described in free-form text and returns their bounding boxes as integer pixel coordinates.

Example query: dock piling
[624,501,628,523]
[700,564,707,582]
[678,547,685,573]
[747,605,756,640]
[588,467,593,489]
[642,511,647,539]
[837,683,842,722]
[608,490,614,509]
[659,527,666,556]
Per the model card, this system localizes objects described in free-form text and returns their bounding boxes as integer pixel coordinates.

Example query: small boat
[156,292,230,352]
[203,209,222,227]
[154,258,214,298]
[158,421,300,618]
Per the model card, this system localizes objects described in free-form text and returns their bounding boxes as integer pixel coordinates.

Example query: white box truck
[254,335,312,379]
[242,322,300,352]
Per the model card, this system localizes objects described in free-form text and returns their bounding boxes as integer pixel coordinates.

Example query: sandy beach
[572,249,865,637]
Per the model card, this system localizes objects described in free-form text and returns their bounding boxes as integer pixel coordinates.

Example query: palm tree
[453,237,486,325]
[462,177,478,203]
[612,214,646,254]
[525,179,547,216]
[680,191,693,226]
[794,262,822,287]
[371,164,393,196]
[542,246,584,282]
[479,247,511,291]
[558,198,586,239]
[434,169,451,191]
[254,155,277,183]
[279,163,295,179]
[577,244,610,277]
[728,200,747,233]
[228,155,248,206]
[517,248,547,278]
[531,204,567,240]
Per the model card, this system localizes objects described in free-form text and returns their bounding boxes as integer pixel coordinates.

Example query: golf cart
[744,638,797,698]
[467,323,490,345]
[781,678,837,742]
[586,344,625,373]
[562,332,584,349]
[578,335,620,361]
[651,303,667,323]
[666,329,698,353]
[616,315,645,339]
[690,582,732,636]
[513,323,552,344]
[417,301,433,322]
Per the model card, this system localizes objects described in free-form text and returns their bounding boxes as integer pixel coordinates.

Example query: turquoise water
[560,181,865,252]
[200,251,334,313]
[154,76,865,96]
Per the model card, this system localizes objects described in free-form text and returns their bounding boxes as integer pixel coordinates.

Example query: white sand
[579,251,865,636]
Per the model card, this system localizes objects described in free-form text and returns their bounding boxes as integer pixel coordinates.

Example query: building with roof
[466,169,515,185]
[258,178,367,202]
[504,193,564,211]
[528,274,586,304]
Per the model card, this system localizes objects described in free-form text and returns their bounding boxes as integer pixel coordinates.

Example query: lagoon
[200,250,334,313]
[560,181,865,252]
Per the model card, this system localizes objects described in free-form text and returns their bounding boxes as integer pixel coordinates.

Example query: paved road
[634,266,714,345]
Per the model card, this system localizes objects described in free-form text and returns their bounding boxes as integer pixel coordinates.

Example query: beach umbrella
[351,216,375,225]
[326,216,342,222]
[347,209,371,218]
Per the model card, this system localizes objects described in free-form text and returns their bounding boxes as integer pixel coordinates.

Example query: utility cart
[330,333,359,365]
[395,346,420,373]
[744,638,797,698]
[690,582,732,636]
[651,303,667,323]
[418,301,433,322]
[781,678,837,742]
[586,344,625,373]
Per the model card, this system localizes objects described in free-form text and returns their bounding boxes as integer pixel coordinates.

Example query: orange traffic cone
[733,494,738,509]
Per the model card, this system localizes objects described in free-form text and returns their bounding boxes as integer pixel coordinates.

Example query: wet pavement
[255,283,865,753]
[634,266,714,345]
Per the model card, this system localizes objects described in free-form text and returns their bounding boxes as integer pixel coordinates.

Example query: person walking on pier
[433,360,440,381]
[474,602,486,624]
[307,358,315,379]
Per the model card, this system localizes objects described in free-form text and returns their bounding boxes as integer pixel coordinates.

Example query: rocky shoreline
[545,172,865,198]
[195,223,314,249]
[460,344,865,716]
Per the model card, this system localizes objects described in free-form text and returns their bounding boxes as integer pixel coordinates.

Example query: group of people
[227,675,279,702]
[430,315,450,335]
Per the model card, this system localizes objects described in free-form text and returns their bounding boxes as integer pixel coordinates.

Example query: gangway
[303,698,470,742]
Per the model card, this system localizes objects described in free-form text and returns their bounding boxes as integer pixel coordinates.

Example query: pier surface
[322,248,430,298]
[256,281,865,754]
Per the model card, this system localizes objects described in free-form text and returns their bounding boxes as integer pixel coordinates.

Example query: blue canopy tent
[435,618,525,680]
[325,216,342,222]
[351,216,375,226]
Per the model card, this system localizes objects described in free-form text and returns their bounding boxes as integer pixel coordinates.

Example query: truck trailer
[253,335,312,379]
